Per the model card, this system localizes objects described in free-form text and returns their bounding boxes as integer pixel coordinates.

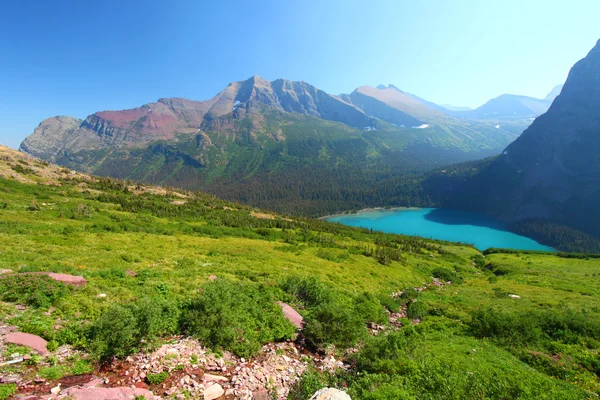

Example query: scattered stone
[208,275,218,281]
[278,302,304,330]
[125,269,137,277]
[0,268,13,275]
[204,383,224,400]
[508,294,521,299]
[253,389,270,400]
[204,373,228,383]
[310,388,352,400]
[96,293,107,298]
[5,332,49,355]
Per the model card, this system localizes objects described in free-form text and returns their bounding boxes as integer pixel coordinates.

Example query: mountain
[449,39,600,238]
[544,84,564,102]
[449,93,552,120]
[442,104,472,111]
[20,76,528,216]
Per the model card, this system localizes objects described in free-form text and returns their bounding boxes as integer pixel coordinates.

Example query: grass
[1,149,600,398]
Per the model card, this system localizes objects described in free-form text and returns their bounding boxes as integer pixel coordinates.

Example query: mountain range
[19,75,560,215]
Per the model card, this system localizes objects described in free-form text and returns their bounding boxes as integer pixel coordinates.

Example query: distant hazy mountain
[448,94,552,120]
[544,84,564,102]
[442,104,472,111]
[451,39,600,237]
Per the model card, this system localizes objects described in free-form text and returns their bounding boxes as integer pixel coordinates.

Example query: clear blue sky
[1,0,599,149]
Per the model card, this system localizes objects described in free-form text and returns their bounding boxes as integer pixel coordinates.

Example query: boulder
[310,388,352,400]
[5,332,49,355]
[203,373,228,383]
[47,272,87,286]
[204,383,224,400]
[278,302,304,330]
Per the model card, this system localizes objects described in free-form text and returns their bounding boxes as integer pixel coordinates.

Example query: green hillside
[1,147,599,399]
[42,106,527,217]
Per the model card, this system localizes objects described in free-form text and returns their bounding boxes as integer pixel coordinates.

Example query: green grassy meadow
[1,148,599,399]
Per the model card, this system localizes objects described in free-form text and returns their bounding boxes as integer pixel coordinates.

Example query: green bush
[182,279,295,358]
[304,300,366,351]
[146,371,169,385]
[485,263,514,276]
[280,276,333,308]
[0,274,70,308]
[377,295,402,313]
[431,267,464,284]
[287,367,333,400]
[0,384,16,400]
[406,301,428,320]
[398,287,419,304]
[353,292,387,325]
[88,298,179,361]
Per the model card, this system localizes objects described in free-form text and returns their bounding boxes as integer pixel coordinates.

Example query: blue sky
[1,0,599,149]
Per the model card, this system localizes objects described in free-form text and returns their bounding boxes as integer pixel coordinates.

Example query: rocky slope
[451,39,600,236]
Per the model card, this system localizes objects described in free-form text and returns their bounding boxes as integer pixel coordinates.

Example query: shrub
[398,287,419,304]
[88,298,179,361]
[485,263,514,276]
[287,367,335,400]
[88,304,139,361]
[304,300,366,351]
[146,371,169,385]
[353,292,387,325]
[468,308,543,345]
[470,254,486,269]
[0,274,70,308]
[377,295,402,313]
[0,384,17,400]
[280,276,333,308]
[406,301,428,320]
[182,279,295,358]
[431,268,464,284]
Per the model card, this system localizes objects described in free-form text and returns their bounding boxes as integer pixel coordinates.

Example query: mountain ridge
[446,38,600,238]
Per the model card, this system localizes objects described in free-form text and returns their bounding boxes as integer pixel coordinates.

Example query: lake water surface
[326,208,554,251]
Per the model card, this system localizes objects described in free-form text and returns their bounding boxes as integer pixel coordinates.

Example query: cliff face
[459,39,600,235]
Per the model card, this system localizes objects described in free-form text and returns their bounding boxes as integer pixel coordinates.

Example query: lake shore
[319,206,423,220]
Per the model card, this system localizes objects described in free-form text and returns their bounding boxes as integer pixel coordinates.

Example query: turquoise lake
[325,208,554,251]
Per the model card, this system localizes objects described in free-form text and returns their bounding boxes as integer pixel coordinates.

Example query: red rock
[5,332,49,355]
[134,381,149,389]
[61,386,156,400]
[208,275,218,281]
[278,302,304,330]
[125,270,137,277]
[25,272,87,287]
[47,272,87,286]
